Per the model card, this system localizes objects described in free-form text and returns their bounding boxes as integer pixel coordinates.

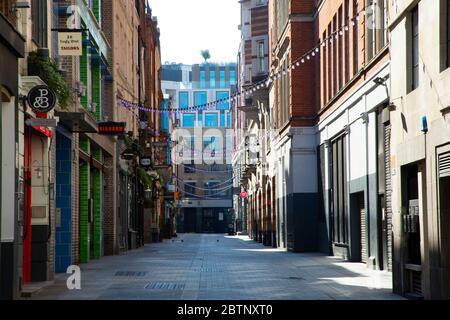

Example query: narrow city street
[29,234,401,300]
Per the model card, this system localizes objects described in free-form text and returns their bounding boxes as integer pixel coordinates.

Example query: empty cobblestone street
[29,234,403,300]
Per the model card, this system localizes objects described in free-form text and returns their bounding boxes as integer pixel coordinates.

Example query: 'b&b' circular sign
[28,85,57,113]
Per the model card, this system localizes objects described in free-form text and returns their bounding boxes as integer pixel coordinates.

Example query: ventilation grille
[439,152,450,178]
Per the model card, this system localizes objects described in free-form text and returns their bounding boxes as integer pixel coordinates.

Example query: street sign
[28,85,57,113]
[57,31,82,56]
[25,118,58,127]
[240,191,248,199]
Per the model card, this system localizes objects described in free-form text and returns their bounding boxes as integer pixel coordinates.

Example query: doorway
[202,209,214,233]
[401,163,423,297]
[438,151,450,298]
[350,192,367,263]
[183,208,197,233]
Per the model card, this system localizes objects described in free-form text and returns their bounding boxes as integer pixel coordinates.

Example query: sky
[148,0,241,65]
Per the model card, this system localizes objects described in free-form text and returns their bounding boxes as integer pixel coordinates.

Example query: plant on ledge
[28,51,72,110]
[137,167,154,190]
[124,135,144,157]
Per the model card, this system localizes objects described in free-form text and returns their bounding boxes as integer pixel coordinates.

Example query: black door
[184,208,197,233]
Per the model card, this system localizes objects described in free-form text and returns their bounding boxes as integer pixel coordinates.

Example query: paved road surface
[30,234,403,300]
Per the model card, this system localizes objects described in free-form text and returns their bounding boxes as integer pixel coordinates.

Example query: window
[220,112,226,128]
[210,70,216,88]
[184,182,197,196]
[446,0,450,68]
[230,70,236,86]
[216,91,229,110]
[278,0,289,36]
[204,113,218,128]
[258,41,265,73]
[194,91,207,108]
[338,6,343,90]
[333,15,337,95]
[353,0,359,75]
[220,70,226,87]
[183,137,196,172]
[183,114,196,128]
[200,70,206,88]
[322,31,328,104]
[179,91,189,109]
[328,23,333,99]
[31,0,48,48]
[345,0,350,83]
[411,6,419,91]
[204,182,219,197]
[1,0,17,25]
[203,136,220,162]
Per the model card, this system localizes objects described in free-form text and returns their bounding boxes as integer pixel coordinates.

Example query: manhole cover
[115,271,148,277]
[144,282,185,290]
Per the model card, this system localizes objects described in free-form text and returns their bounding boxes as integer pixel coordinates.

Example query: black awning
[55,111,98,133]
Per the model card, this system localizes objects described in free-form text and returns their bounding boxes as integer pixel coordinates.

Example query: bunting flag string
[180,186,234,200]
[173,174,237,189]
[119,8,366,114]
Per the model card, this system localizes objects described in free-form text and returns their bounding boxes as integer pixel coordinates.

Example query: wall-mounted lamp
[35,167,42,179]
[361,112,369,124]
[388,102,397,112]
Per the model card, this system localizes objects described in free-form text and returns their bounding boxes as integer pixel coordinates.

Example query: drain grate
[115,271,148,277]
[144,282,185,290]
[198,267,223,273]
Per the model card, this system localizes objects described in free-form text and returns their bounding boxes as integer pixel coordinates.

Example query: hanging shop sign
[121,149,135,161]
[57,31,83,56]
[140,157,152,168]
[27,85,57,113]
[25,118,58,128]
[98,122,126,135]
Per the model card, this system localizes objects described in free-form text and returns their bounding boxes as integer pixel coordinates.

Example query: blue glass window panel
[230,70,236,85]
[162,113,170,131]
[220,70,226,87]
[210,70,215,88]
[198,113,203,127]
[183,114,195,128]
[227,113,231,128]
[203,136,218,150]
[200,70,206,88]
[220,113,225,127]
[205,113,218,128]
[179,91,189,109]
[216,91,229,110]
[194,91,207,108]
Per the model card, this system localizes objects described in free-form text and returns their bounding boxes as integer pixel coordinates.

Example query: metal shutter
[360,195,367,264]
[385,123,393,271]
